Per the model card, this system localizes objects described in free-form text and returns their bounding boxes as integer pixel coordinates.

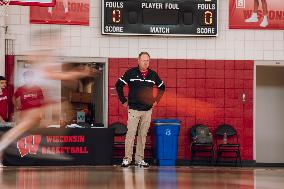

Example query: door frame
[14,56,109,127]
[254,60,284,161]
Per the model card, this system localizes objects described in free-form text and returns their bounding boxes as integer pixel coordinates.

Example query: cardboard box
[81,93,92,103]
[70,92,82,103]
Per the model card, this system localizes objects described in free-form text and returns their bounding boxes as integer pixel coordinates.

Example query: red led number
[204,11,213,25]
[112,9,121,23]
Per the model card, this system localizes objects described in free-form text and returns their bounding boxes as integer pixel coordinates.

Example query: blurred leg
[0,108,42,153]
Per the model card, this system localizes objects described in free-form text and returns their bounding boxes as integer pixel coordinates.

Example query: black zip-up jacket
[115,67,166,111]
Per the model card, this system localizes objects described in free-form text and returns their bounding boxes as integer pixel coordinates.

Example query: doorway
[255,61,284,163]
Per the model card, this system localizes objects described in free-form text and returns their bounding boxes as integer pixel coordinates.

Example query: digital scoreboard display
[102,0,218,36]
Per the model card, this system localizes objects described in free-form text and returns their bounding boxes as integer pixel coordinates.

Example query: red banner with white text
[229,0,284,29]
[30,0,89,25]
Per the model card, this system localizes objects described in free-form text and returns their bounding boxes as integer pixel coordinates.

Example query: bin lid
[153,119,181,124]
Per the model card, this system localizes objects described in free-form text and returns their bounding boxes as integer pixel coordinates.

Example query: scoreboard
[102,0,218,36]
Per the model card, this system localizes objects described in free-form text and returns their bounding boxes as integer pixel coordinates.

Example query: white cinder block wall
[4,0,284,60]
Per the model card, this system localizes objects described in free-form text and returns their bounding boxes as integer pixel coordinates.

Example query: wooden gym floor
[0,166,284,189]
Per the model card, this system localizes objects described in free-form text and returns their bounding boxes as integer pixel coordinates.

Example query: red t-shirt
[141,70,149,78]
[0,89,8,120]
[14,85,44,111]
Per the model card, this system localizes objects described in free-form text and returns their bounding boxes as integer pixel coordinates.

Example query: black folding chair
[215,124,242,166]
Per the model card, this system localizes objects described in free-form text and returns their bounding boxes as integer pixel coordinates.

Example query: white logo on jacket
[0,96,7,101]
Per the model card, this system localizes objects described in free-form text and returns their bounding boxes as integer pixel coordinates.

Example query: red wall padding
[5,55,15,120]
[108,58,254,160]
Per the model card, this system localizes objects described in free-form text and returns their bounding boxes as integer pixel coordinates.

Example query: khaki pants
[125,108,152,163]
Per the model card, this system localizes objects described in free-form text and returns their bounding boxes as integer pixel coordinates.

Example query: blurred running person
[0,30,99,167]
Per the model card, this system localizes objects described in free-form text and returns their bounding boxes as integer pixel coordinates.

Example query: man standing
[115,52,165,167]
[0,76,8,123]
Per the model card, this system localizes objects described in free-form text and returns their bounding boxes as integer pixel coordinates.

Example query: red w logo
[17,135,42,157]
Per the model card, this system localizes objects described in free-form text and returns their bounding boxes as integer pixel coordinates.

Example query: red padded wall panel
[215,79,225,88]
[108,77,117,87]
[196,88,206,98]
[167,87,177,98]
[196,79,206,88]
[166,107,177,117]
[166,98,177,107]
[168,69,177,78]
[167,78,177,88]
[215,69,225,78]
[108,58,254,161]
[225,60,235,69]
[244,79,253,89]
[214,108,225,118]
[187,79,195,88]
[244,70,254,79]
[235,70,244,79]
[108,67,119,77]
[158,59,168,68]
[177,78,187,88]
[194,59,206,69]
[157,68,168,78]
[244,60,254,70]
[128,58,137,67]
[187,59,196,68]
[235,60,245,70]
[195,69,206,78]
[176,59,187,68]
[206,60,215,69]
[187,88,196,98]
[235,79,244,88]
[206,89,215,98]
[177,69,187,78]
[119,68,128,76]
[215,60,225,69]
[187,69,196,78]
[225,69,235,79]
[108,58,118,68]
[108,116,119,124]
[206,69,216,78]
[167,59,177,68]
[118,58,129,68]
[225,79,235,88]
[177,88,187,98]
[150,59,158,69]
[215,89,225,98]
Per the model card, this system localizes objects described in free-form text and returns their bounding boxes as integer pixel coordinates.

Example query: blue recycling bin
[153,119,180,166]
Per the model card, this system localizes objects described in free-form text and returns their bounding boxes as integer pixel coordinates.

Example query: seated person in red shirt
[0,76,8,123]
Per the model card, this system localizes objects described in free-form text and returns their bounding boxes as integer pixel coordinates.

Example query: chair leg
[210,150,214,165]
[237,151,242,167]
[216,151,220,165]
[191,151,195,165]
